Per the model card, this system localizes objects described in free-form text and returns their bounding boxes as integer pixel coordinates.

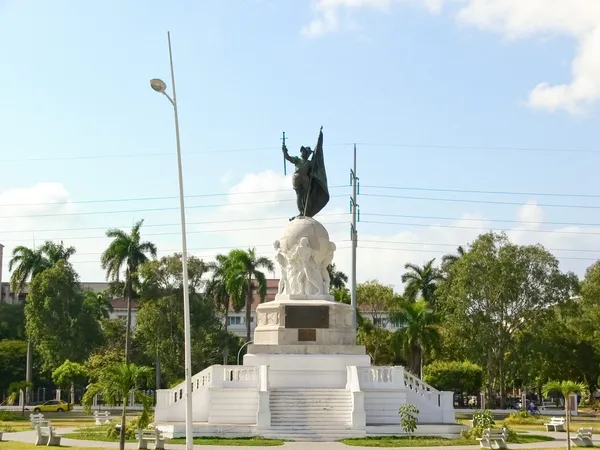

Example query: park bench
[545,416,566,432]
[93,410,113,425]
[34,425,62,446]
[29,413,48,428]
[476,428,508,449]
[571,427,594,447]
[137,428,165,450]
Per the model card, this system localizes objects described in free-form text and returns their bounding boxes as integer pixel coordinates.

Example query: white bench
[137,429,165,450]
[93,411,113,425]
[476,428,508,449]
[30,413,48,428]
[545,416,566,432]
[571,427,594,447]
[35,425,62,446]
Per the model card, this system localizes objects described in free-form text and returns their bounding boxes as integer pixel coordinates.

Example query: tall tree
[226,248,274,342]
[357,280,398,328]
[205,254,245,364]
[390,299,440,377]
[402,259,443,304]
[8,240,76,403]
[25,260,103,371]
[136,253,226,386]
[101,219,157,364]
[436,232,575,407]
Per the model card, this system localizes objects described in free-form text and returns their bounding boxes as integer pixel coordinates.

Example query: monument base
[252,298,356,347]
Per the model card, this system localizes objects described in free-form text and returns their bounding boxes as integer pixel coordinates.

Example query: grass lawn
[0,443,108,450]
[341,434,554,447]
[65,427,284,446]
[171,437,284,446]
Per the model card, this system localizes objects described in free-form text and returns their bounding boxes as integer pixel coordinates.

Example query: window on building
[373,317,387,327]
[228,316,242,325]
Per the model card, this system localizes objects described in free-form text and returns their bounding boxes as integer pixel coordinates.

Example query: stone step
[270,401,352,407]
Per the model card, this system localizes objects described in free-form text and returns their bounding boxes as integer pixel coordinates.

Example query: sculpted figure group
[274,237,336,296]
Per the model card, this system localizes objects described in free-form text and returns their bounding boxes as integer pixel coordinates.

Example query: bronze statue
[282,127,330,220]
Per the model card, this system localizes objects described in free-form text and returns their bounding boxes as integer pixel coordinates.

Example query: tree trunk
[70,381,75,405]
[566,402,571,450]
[155,344,161,390]
[411,344,421,376]
[119,395,127,450]
[499,356,505,409]
[245,274,252,343]
[25,340,33,405]
[124,276,133,364]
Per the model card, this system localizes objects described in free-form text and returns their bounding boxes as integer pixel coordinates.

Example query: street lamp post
[150,31,193,450]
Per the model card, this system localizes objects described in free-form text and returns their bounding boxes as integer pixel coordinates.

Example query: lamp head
[150,78,167,93]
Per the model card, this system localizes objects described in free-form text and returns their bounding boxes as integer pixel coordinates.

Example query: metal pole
[167,31,194,450]
[351,144,358,328]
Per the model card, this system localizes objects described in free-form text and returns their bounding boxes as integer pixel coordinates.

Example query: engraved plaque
[298,329,316,341]
[285,305,329,329]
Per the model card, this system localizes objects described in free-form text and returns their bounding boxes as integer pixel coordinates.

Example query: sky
[1,0,600,292]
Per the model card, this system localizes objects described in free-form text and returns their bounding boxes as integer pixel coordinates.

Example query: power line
[4,141,600,164]
[0,221,350,244]
[363,213,600,228]
[0,194,348,220]
[359,239,600,254]
[0,143,354,163]
[0,186,350,208]
[363,185,600,200]
[362,220,600,236]
[361,193,600,210]
[356,142,600,154]
[0,213,350,235]
[357,245,599,262]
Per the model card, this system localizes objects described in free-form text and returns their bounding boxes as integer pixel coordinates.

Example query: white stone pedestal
[252,297,358,347]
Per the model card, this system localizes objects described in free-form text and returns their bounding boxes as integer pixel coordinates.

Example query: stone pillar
[256,365,271,430]
[56,388,61,401]
[391,366,406,390]
[93,393,98,407]
[440,391,456,423]
[480,392,486,409]
[18,389,24,407]
[569,393,578,416]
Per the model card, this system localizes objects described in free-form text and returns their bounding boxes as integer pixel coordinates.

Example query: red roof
[110,297,139,309]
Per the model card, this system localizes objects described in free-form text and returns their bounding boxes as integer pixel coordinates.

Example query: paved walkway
[2,428,597,449]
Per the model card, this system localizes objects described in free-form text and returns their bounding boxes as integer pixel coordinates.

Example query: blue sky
[1,0,600,289]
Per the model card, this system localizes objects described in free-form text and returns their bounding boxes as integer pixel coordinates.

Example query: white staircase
[265,389,365,441]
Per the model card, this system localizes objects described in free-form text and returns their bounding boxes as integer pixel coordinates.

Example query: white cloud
[303,0,600,113]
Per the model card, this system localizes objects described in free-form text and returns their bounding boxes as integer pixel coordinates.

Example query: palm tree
[390,299,440,378]
[83,363,153,450]
[205,253,245,364]
[226,248,274,342]
[441,245,466,270]
[327,263,348,291]
[8,240,76,404]
[101,219,157,364]
[543,380,587,450]
[402,259,443,304]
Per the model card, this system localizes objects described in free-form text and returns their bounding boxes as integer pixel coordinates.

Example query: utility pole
[350,144,359,328]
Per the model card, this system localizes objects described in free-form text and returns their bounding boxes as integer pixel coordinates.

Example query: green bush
[461,425,486,439]
[504,411,544,425]
[0,410,26,421]
[472,409,495,428]
[422,361,483,394]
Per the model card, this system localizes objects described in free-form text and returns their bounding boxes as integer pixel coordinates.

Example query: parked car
[28,400,73,413]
